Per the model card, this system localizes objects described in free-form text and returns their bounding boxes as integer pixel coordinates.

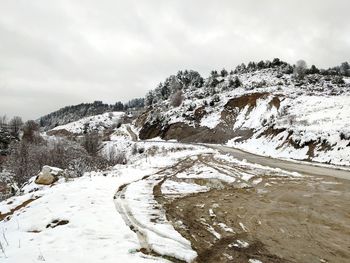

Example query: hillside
[39,99,144,131]
[39,101,115,130]
[47,112,125,136]
[137,62,350,166]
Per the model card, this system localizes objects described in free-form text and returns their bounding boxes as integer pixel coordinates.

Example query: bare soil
[164,169,350,263]
[115,148,350,263]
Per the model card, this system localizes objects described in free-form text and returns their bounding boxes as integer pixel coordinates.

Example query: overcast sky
[0,0,349,120]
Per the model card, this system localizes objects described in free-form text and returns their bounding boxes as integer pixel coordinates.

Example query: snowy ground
[0,143,213,262]
[0,174,157,262]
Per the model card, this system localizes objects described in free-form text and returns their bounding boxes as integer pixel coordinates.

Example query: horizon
[2,58,349,121]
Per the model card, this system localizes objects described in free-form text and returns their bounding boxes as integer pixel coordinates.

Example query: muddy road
[207,144,350,180]
[115,148,350,263]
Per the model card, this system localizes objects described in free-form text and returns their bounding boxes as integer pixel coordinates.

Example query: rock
[35,166,63,185]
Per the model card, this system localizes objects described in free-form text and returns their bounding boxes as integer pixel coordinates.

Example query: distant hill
[47,112,125,135]
[39,99,144,130]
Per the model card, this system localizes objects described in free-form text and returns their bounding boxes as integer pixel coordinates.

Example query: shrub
[228,76,242,89]
[104,147,127,166]
[131,144,138,155]
[138,147,145,154]
[5,136,127,187]
[332,76,345,85]
[213,95,220,102]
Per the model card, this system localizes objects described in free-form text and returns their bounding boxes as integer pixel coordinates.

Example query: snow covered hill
[48,112,125,135]
[138,65,350,166]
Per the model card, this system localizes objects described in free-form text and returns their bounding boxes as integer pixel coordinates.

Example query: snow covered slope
[49,112,124,134]
[138,67,350,166]
[0,143,211,262]
[227,95,350,165]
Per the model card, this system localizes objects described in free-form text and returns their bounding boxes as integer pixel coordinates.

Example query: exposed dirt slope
[138,90,350,166]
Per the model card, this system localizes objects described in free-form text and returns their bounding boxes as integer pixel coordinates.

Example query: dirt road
[115,144,350,262]
[207,144,350,180]
[141,141,350,180]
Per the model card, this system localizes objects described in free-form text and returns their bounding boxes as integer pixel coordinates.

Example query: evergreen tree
[309,65,320,74]
[220,68,228,77]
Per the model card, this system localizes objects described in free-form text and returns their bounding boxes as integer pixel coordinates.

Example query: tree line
[39,98,144,129]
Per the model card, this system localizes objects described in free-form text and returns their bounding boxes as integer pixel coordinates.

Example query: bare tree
[4,134,128,187]
[0,115,7,128]
[294,60,308,80]
[170,89,184,107]
[22,120,41,143]
[81,132,102,156]
[9,116,23,137]
[6,141,32,186]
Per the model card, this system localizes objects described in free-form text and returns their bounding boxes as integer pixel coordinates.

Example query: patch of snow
[218,223,234,233]
[239,222,248,232]
[200,111,221,129]
[161,180,208,195]
[229,240,249,248]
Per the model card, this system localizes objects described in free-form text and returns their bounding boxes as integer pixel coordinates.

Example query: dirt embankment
[138,92,344,163]
[139,121,245,144]
[224,92,269,110]
[138,93,277,144]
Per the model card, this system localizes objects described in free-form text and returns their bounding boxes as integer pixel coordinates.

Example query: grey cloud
[0,0,349,120]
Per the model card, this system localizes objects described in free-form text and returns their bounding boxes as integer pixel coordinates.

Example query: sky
[0,0,349,120]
